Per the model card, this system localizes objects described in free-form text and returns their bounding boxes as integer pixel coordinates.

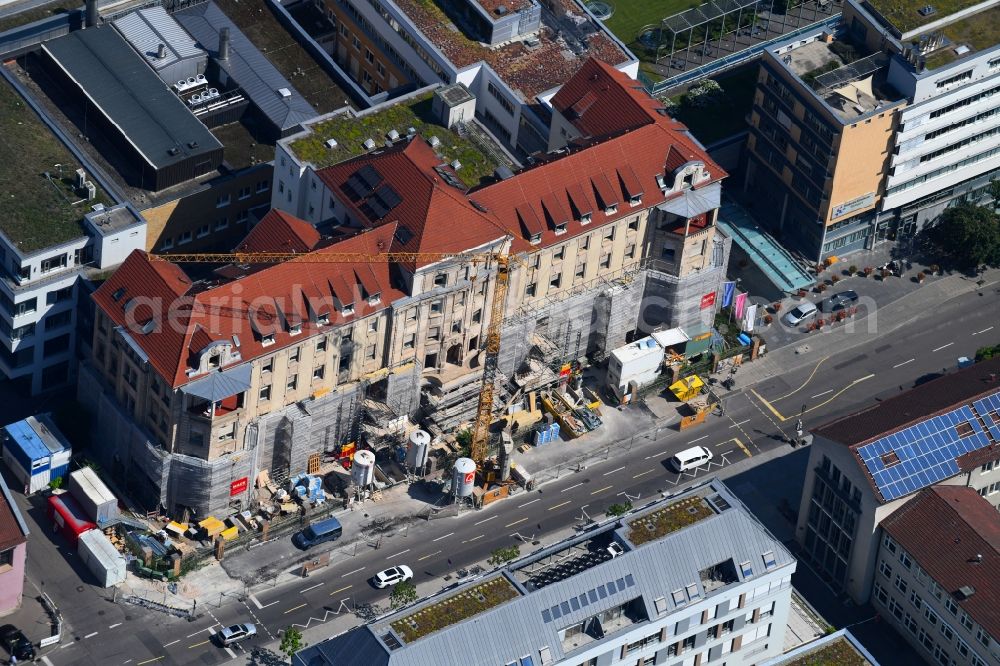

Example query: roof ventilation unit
[956,585,975,599]
[918,4,935,16]
[496,4,507,14]
[428,135,441,148]
[196,74,206,84]
[387,129,400,141]
[407,126,417,135]
[363,138,376,151]
[157,43,167,59]
[325,138,338,149]
[451,160,462,170]
[278,87,292,98]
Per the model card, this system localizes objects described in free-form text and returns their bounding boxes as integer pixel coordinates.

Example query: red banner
[700,292,716,310]
[230,477,248,496]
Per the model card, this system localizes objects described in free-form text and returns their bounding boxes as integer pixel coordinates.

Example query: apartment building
[294,479,796,666]
[795,356,1000,604]
[845,0,1000,239]
[81,58,728,517]
[873,486,1000,666]
[311,0,635,153]
[745,28,906,263]
[747,0,1000,262]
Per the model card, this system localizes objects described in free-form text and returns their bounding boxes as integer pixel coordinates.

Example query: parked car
[606,542,625,558]
[668,446,714,473]
[820,290,859,313]
[783,301,819,326]
[372,565,414,589]
[0,624,35,661]
[217,623,257,647]
[292,516,343,550]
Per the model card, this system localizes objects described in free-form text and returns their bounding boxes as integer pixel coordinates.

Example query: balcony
[188,393,244,421]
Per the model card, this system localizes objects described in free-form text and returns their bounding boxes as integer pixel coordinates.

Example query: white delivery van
[669,446,714,473]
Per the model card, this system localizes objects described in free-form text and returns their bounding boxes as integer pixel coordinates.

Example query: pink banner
[733,292,748,320]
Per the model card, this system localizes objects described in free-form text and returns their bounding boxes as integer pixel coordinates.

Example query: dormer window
[605,204,617,215]
[629,195,642,207]
[341,303,355,316]
[554,222,567,235]
[580,213,592,225]
[289,323,302,336]
[655,174,666,190]
[529,232,542,245]
[112,287,126,302]
[367,292,381,305]
[208,352,221,369]
[262,334,275,347]
[318,313,330,326]
[683,173,695,188]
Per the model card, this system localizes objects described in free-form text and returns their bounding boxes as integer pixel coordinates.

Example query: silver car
[218,623,256,646]
[783,301,818,326]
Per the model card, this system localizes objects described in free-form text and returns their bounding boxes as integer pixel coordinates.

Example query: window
[215,217,229,231]
[982,460,998,473]
[894,574,908,594]
[472,309,482,324]
[259,384,272,401]
[316,337,327,353]
[661,246,676,261]
[256,180,269,193]
[286,375,298,391]
[553,246,565,261]
[740,561,753,578]
[605,204,617,215]
[313,365,325,381]
[945,597,958,616]
[289,347,300,363]
[762,551,777,570]
[550,273,561,289]
[939,622,954,642]
[910,589,923,610]
[368,319,378,332]
[352,35,360,50]
[600,253,611,269]
[261,334,275,347]
[12,323,35,341]
[960,612,973,631]
[936,70,973,89]
[879,560,893,579]
[13,298,36,316]
[364,47,374,63]
[236,210,249,224]
[625,243,636,259]
[261,358,273,373]
[956,640,969,658]
[160,237,174,250]
[403,333,415,350]
[671,589,686,606]
[40,253,68,274]
[686,583,700,600]
[975,626,989,647]
[682,635,695,650]
[525,282,537,297]
[434,273,448,287]
[554,222,567,235]
[428,327,440,341]
[627,217,639,231]
[430,300,443,314]
[575,263,586,280]
[290,323,302,336]
[900,551,912,569]
[178,231,192,245]
[216,193,231,207]
[924,606,939,627]
[376,62,385,77]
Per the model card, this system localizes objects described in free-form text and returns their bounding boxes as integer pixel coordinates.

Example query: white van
[669,446,714,473]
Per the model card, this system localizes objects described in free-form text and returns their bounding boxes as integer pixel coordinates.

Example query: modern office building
[746,27,906,263]
[746,0,1000,265]
[873,486,1000,666]
[294,478,796,666]
[795,356,1000,604]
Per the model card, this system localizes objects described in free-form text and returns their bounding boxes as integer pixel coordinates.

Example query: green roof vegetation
[864,0,984,34]
[601,0,702,60]
[784,637,870,666]
[289,95,500,187]
[627,496,715,545]
[668,66,759,145]
[212,0,352,115]
[389,576,520,643]
[0,79,110,253]
[0,0,80,35]
[921,5,1000,70]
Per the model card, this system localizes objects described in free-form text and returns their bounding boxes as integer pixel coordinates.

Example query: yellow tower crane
[152,249,515,467]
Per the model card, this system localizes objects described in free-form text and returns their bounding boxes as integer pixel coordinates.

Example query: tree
[607,501,633,517]
[488,545,520,567]
[279,627,305,658]
[989,178,1000,209]
[389,579,417,609]
[931,203,1000,268]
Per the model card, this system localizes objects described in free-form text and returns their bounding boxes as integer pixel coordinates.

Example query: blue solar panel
[857,401,996,502]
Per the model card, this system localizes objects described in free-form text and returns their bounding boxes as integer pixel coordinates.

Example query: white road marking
[84,632,99,639]
[329,585,352,596]
[561,482,583,492]
[811,389,833,399]
[284,603,308,614]
[687,435,709,443]
[187,627,213,637]
[591,484,614,495]
[548,500,571,511]
[602,466,625,476]
[248,594,280,610]
[341,567,365,578]
[728,419,750,428]
[418,550,443,561]
[932,342,954,352]
[386,549,410,559]
[893,359,915,368]
[431,532,454,542]
[41,656,55,666]
[519,498,541,508]
[463,535,485,543]
[633,470,655,479]
[300,582,325,593]
[108,623,122,629]
[224,647,237,658]
[644,450,669,460]
[973,326,995,336]
[505,517,529,528]
[474,515,497,525]
[163,640,180,648]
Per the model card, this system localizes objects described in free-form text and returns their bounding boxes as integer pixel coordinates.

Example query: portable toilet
[1,415,71,494]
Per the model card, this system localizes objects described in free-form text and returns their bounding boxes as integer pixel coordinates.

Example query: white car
[783,301,818,326]
[372,565,414,589]
[217,623,256,646]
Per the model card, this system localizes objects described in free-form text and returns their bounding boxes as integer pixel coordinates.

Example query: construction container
[68,467,118,525]
[47,493,95,546]
[77,529,126,587]
[606,336,664,400]
[1,415,71,494]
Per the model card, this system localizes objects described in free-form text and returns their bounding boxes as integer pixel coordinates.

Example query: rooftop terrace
[386,575,520,643]
[625,493,716,545]
[780,636,872,665]
[391,0,629,99]
[919,4,1000,69]
[862,0,984,34]
[287,94,503,186]
[0,73,111,253]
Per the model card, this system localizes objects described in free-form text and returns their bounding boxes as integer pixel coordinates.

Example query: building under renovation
[80,58,729,517]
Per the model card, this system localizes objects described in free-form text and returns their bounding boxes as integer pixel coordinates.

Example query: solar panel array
[857,402,994,502]
[974,392,1000,442]
[540,574,635,624]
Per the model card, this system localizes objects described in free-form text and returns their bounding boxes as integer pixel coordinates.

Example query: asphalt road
[42,285,1000,666]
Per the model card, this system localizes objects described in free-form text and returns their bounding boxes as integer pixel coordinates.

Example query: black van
[292,516,343,550]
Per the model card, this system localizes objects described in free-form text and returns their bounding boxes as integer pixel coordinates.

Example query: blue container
[550,423,561,440]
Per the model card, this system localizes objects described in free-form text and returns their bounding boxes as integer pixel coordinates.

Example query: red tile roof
[550,59,666,139]
[881,486,1000,640]
[0,477,27,552]
[814,358,1000,448]
[238,209,320,254]
[316,138,507,268]
[93,223,407,389]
